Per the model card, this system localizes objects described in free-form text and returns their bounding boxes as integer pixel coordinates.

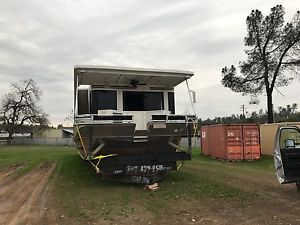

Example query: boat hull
[74,122,193,184]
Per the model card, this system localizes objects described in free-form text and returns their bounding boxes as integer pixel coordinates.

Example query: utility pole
[240,105,246,117]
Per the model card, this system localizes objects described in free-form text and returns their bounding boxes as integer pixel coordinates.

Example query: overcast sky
[0,0,299,126]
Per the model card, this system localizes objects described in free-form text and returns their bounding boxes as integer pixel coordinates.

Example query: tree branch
[281,60,300,65]
[271,37,300,91]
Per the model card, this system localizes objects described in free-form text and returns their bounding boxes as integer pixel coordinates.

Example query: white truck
[274,125,300,190]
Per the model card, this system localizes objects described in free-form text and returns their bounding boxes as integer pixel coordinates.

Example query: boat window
[91,90,117,113]
[123,91,164,111]
[77,89,90,115]
[168,92,175,114]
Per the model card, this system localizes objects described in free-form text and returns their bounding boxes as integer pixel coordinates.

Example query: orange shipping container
[201,124,260,161]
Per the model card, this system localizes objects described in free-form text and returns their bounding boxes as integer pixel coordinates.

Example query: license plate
[126,164,172,174]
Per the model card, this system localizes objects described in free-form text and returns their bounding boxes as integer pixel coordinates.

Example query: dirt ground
[0,162,56,225]
[0,161,300,225]
[179,165,300,225]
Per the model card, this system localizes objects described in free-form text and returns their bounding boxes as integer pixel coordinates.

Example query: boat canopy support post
[187,123,192,154]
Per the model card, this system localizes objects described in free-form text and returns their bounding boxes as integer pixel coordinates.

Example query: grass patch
[0,145,75,177]
[192,147,274,175]
[51,147,252,223]
[0,145,275,223]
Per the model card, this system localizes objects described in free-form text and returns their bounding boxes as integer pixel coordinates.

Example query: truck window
[123,91,164,111]
[91,90,117,113]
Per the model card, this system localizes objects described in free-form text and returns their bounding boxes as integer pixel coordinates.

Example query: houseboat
[73,65,196,184]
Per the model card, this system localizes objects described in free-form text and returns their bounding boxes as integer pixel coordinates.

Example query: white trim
[74,65,194,89]
[163,92,169,113]
[117,90,123,111]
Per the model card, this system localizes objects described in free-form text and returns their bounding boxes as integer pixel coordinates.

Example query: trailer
[73,65,196,184]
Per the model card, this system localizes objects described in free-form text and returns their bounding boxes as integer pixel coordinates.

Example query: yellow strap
[177,161,184,170]
[76,125,88,158]
[91,153,117,174]
[93,154,117,160]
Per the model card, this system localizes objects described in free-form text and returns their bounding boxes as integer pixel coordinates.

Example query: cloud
[175,81,300,120]
[0,0,299,125]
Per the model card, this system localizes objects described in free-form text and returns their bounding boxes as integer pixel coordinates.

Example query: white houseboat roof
[74,65,194,89]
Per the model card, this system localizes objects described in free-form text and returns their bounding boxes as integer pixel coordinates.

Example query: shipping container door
[212,125,226,159]
[201,127,210,156]
[226,125,243,160]
[242,125,260,160]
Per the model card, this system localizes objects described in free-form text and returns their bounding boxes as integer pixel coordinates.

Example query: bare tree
[0,79,49,143]
[222,5,300,123]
